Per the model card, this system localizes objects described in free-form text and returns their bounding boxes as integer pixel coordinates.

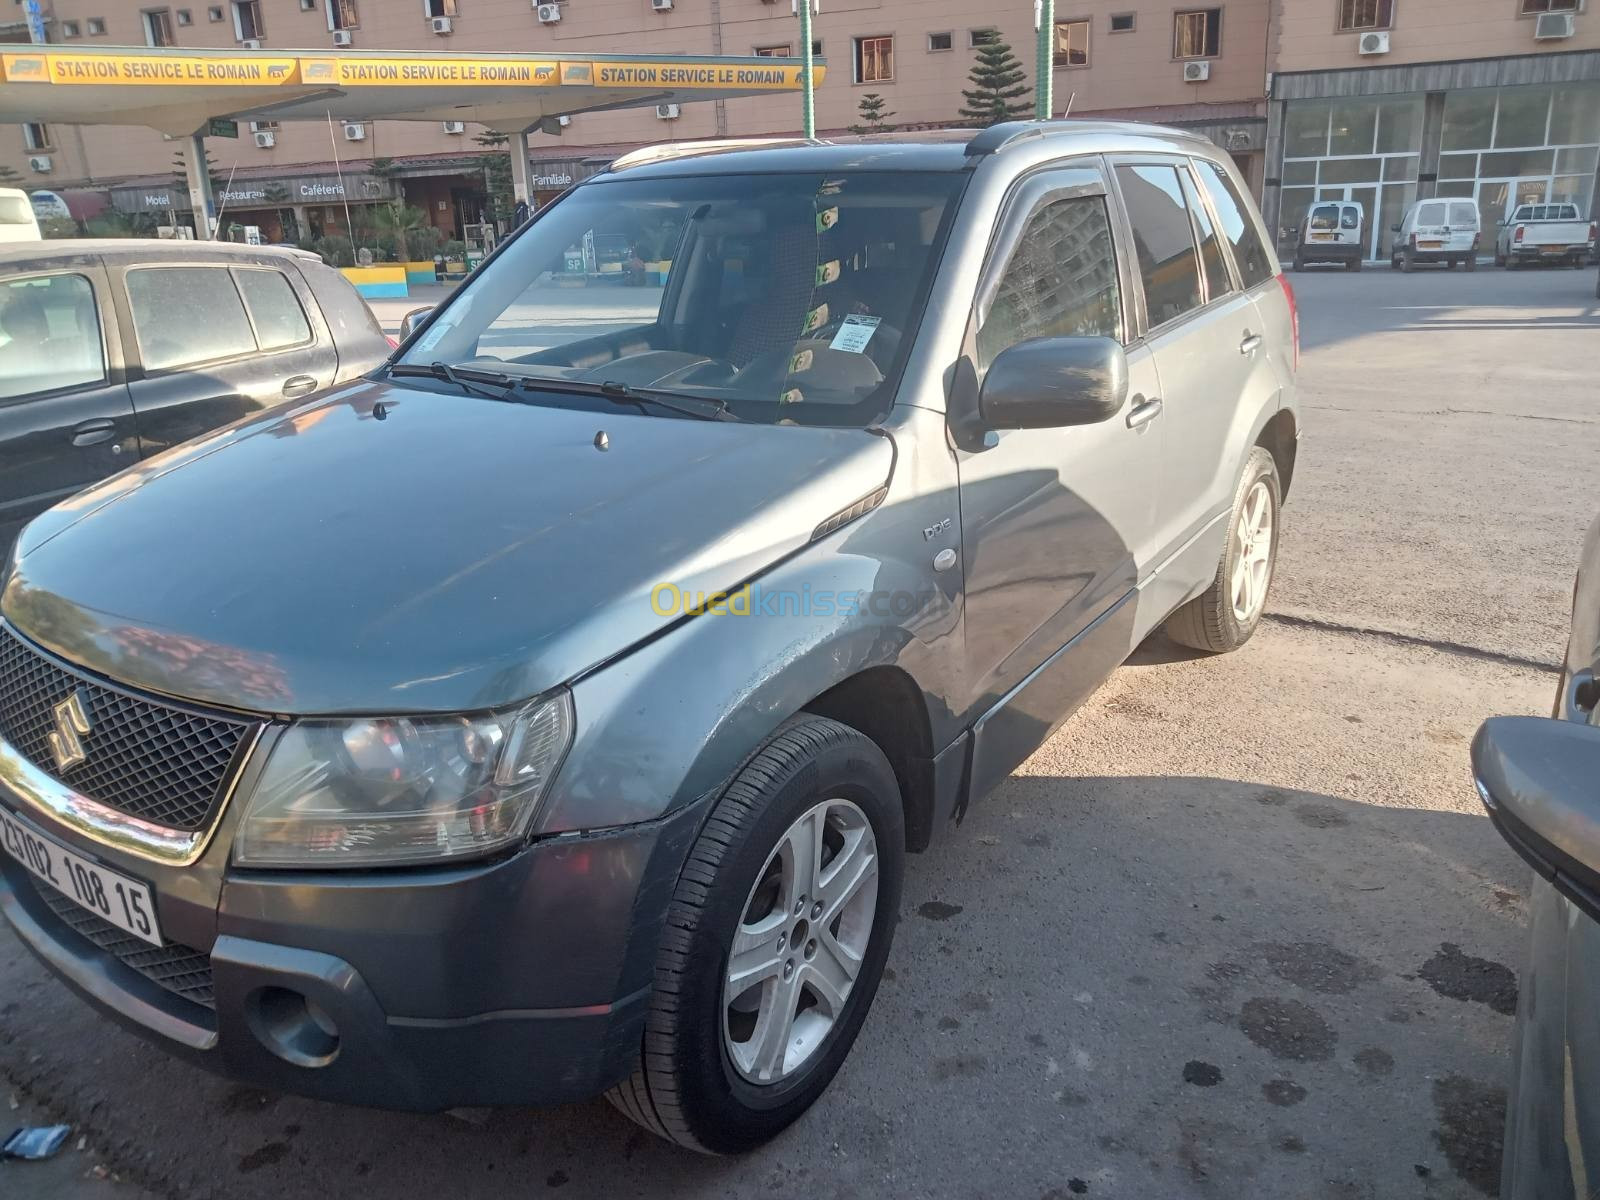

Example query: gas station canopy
[0,44,824,136]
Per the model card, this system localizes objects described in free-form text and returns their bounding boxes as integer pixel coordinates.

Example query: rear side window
[1115,163,1203,327]
[978,196,1122,369]
[235,268,311,351]
[1448,202,1478,227]
[127,266,255,372]
[1195,160,1274,288]
[1178,166,1231,299]
[0,273,106,401]
[1341,206,1361,230]
[1309,204,1339,231]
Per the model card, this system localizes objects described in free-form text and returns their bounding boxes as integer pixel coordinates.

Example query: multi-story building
[2,0,1597,262]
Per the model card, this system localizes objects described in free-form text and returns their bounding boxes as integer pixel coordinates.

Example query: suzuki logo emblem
[47,691,92,772]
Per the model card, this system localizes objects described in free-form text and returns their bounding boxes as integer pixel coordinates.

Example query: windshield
[399,170,966,426]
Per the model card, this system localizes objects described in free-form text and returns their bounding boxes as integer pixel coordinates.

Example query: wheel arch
[1255,408,1299,501]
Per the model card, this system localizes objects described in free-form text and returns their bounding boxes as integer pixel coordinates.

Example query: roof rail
[608,137,818,172]
[964,121,1049,157]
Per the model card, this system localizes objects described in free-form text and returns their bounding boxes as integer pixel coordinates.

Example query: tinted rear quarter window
[295,257,385,348]
[1116,163,1203,327]
[1341,207,1361,230]
[127,266,256,372]
[1195,160,1274,288]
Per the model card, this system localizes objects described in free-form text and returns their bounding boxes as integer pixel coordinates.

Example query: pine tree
[473,130,516,229]
[850,93,896,135]
[959,40,1033,126]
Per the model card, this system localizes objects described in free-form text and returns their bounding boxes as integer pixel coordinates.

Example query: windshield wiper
[389,361,528,404]
[592,379,741,423]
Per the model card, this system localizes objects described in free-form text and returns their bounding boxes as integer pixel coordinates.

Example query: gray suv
[0,123,1299,1153]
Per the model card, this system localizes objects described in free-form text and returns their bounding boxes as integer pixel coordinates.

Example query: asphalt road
[3,265,1598,1200]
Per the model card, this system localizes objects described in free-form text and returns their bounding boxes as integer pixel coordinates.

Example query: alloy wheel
[1230,479,1274,623]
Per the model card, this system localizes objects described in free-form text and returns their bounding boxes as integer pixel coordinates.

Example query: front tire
[1465,254,1477,272]
[607,715,905,1154]
[1165,447,1282,654]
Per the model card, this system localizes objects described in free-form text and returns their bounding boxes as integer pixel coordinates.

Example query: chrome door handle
[1240,332,1263,355]
[1126,396,1163,429]
[282,375,319,399]
[70,418,118,447]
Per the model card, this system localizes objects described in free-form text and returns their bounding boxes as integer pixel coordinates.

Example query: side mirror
[979,337,1128,431]
[1390,223,1402,233]
[1472,716,1600,924]
[399,306,434,341]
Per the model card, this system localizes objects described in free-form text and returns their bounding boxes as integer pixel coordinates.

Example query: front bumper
[0,794,707,1110]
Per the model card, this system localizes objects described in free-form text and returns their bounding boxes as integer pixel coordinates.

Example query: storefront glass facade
[1279,82,1600,261]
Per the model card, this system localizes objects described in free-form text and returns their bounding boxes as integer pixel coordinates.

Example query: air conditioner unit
[241,37,261,48]
[1182,60,1210,82]
[431,15,453,33]
[536,3,562,22]
[1358,30,1390,55]
[254,130,276,148]
[652,0,674,10]
[343,121,367,141]
[556,114,572,126]
[331,28,353,46]
[656,103,681,120]
[1534,12,1575,39]
[442,120,466,133]
[28,155,52,174]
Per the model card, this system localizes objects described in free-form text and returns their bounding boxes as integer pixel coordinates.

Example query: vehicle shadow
[0,772,1528,1200]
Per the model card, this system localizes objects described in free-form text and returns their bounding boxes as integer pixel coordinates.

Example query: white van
[1293,200,1364,271]
[1390,197,1480,272]
[0,189,42,243]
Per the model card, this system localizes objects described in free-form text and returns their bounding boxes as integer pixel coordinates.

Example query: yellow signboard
[3,52,301,85]
[0,50,821,92]
[326,56,561,86]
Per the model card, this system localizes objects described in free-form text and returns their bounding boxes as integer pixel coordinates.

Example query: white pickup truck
[1495,203,1596,268]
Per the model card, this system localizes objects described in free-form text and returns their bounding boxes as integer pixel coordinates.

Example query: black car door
[115,257,336,459]
[0,258,137,550]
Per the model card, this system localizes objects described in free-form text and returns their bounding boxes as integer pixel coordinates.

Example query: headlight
[233,691,574,869]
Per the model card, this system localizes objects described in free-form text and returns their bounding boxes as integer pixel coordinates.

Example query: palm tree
[374,203,429,264]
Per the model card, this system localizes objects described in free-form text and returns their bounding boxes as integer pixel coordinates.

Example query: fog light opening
[248,987,341,1068]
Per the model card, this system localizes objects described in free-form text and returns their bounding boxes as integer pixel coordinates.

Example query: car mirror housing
[979,336,1129,431]
[1390,223,1402,233]
[399,306,435,341]
[1472,716,1600,925]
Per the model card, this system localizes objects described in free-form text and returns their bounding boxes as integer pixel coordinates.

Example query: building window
[755,44,793,56]
[86,17,106,34]
[813,39,823,56]
[1053,19,1089,67]
[1109,12,1135,32]
[143,8,175,45]
[233,0,263,39]
[1521,0,1578,11]
[928,31,953,51]
[22,123,52,152]
[175,8,192,25]
[327,0,359,30]
[854,36,894,83]
[425,0,457,15]
[970,28,1000,47]
[1174,8,1222,58]
[1337,0,1393,30]
[208,6,223,19]
[61,19,81,35]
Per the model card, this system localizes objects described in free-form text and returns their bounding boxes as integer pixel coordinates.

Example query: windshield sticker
[829,314,881,354]
[803,304,830,334]
[816,260,841,286]
[817,207,839,232]
[789,349,814,374]
[781,388,805,404]
[414,321,453,354]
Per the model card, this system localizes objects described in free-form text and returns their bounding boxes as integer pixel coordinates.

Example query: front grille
[0,624,257,832]
[36,885,215,1010]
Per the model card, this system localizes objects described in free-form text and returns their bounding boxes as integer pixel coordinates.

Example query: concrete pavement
[3,265,1598,1199]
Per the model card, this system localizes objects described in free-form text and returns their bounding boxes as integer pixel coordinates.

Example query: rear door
[117,259,333,459]
[1108,156,1277,590]
[1446,200,1480,256]
[0,261,137,549]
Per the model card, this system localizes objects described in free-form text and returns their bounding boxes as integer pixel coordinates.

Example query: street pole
[799,0,815,138]
[184,131,218,240]
[1035,0,1055,120]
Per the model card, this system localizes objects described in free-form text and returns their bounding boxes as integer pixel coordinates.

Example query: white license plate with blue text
[1,808,162,946]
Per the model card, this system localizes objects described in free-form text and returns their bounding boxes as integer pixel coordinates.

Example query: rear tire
[1346,257,1361,272]
[1401,247,1415,273]
[1465,254,1477,272]
[1495,251,1506,267]
[605,715,904,1154]
[1291,255,1303,271]
[1164,447,1282,655]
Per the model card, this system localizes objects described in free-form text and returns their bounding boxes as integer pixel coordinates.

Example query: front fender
[536,523,961,835]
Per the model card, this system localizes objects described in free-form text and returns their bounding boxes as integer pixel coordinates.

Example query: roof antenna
[1062,91,1076,119]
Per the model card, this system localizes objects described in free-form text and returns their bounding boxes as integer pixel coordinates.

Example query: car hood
[2,380,895,715]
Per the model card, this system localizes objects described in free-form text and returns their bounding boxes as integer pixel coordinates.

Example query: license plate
[1542,246,1566,255]
[1309,233,1333,242]
[1,808,162,946]
[1418,240,1443,249]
